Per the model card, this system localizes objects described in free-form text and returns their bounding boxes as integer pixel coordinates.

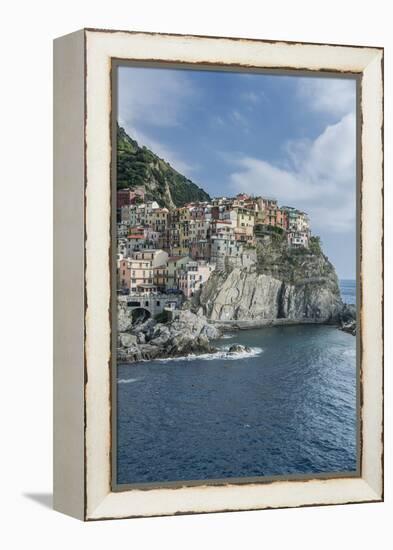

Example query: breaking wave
[156,346,263,363]
[117,377,141,384]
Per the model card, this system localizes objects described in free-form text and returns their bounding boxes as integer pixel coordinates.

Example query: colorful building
[177,261,215,298]
[166,255,191,290]
[118,249,168,292]
[236,207,255,236]
[117,193,313,288]
[287,231,310,248]
[117,187,145,208]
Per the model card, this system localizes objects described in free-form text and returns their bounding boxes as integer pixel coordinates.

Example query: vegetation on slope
[255,233,338,287]
[117,125,211,208]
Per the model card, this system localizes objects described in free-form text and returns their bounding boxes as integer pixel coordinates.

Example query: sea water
[340,279,356,305]
[117,290,357,485]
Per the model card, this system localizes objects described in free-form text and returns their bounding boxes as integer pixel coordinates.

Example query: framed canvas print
[53,29,384,520]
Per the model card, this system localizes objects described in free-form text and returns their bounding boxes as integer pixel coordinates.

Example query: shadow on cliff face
[198,234,345,324]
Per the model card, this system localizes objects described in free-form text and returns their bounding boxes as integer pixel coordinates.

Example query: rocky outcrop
[117,309,221,363]
[198,236,344,325]
[339,303,356,336]
[228,344,251,354]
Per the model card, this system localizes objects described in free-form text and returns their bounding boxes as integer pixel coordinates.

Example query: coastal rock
[117,344,143,362]
[228,344,252,354]
[339,303,356,336]
[198,239,344,324]
[118,303,134,332]
[201,323,221,339]
[340,320,356,336]
[200,269,343,323]
[118,332,138,348]
[340,303,356,323]
[151,324,171,345]
[170,310,221,339]
[117,308,221,362]
[167,334,214,356]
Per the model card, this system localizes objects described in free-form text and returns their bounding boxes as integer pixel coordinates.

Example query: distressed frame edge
[83,26,384,53]
[110,61,365,496]
[358,49,384,500]
[82,29,383,521]
[90,486,382,521]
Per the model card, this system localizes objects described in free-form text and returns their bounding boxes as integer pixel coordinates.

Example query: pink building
[118,249,168,291]
[236,193,250,201]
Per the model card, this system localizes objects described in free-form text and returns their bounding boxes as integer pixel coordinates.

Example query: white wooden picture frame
[53,28,383,521]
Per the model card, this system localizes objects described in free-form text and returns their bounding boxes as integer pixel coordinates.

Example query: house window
[156,301,160,306]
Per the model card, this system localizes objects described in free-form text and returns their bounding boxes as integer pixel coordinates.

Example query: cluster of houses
[117,188,311,298]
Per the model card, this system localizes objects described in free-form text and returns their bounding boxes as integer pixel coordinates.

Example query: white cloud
[240,91,260,104]
[118,66,198,177]
[230,109,249,131]
[118,66,197,128]
[210,115,225,128]
[229,113,356,232]
[231,110,246,123]
[297,77,356,117]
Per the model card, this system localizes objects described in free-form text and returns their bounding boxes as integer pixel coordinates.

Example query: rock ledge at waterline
[192,239,356,332]
[117,239,356,363]
[117,309,221,363]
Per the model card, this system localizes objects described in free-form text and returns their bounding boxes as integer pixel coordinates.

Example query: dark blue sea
[340,279,356,305]
[117,319,358,485]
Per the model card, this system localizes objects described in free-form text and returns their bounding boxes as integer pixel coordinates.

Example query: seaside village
[117,187,311,318]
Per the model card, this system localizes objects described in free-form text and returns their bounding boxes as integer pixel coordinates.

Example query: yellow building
[148,207,169,232]
[236,207,255,236]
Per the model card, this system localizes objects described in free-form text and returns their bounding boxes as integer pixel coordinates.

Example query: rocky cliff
[118,308,221,362]
[198,234,344,325]
[117,125,211,208]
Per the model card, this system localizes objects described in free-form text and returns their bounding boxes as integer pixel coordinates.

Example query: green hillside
[117,125,211,208]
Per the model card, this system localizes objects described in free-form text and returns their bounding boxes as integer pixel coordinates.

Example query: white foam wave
[220,333,236,339]
[343,349,356,358]
[156,346,263,363]
[117,377,141,384]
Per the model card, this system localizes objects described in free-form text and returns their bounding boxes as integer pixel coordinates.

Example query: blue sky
[118,66,357,279]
